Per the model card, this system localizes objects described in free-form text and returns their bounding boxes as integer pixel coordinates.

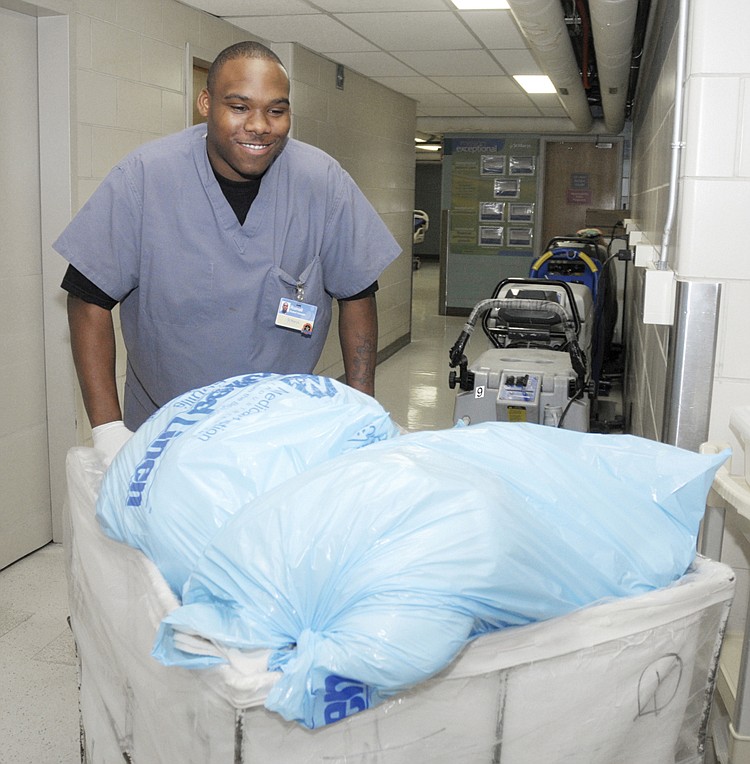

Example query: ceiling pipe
[417,117,607,135]
[588,0,639,134]
[506,0,593,132]
[657,0,688,271]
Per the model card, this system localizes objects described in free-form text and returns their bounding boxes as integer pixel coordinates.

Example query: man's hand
[92,420,133,466]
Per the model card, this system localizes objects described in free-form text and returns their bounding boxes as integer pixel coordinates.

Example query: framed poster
[509,155,536,175]
[493,178,520,198]
[509,203,535,222]
[480,155,506,175]
[508,227,534,248]
[479,201,505,222]
[479,226,505,246]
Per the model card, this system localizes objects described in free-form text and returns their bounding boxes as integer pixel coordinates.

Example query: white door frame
[2,1,77,542]
[38,12,77,542]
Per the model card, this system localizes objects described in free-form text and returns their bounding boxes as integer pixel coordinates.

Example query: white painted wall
[680,1,750,457]
[628,0,750,452]
[628,0,750,633]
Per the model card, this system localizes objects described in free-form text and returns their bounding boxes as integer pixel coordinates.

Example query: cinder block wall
[67,0,413,433]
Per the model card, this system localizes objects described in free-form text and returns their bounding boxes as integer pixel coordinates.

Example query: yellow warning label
[507,406,527,422]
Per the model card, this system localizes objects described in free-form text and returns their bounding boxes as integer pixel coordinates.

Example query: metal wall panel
[663,280,722,450]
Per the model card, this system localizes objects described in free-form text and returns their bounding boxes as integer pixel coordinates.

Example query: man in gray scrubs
[54,41,402,462]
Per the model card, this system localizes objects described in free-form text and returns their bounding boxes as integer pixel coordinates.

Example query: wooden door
[541,141,621,251]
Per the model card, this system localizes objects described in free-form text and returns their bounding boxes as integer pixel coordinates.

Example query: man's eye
[269,109,288,116]
[230,104,247,112]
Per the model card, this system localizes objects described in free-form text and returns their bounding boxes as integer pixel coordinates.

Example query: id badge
[275,298,317,337]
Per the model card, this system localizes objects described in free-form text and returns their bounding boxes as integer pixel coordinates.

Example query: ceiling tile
[330,51,420,78]
[417,104,483,117]
[429,75,520,94]
[181,0,314,14]
[226,15,378,52]
[490,48,543,76]
[394,49,504,76]
[314,0,447,10]
[458,10,528,49]
[416,93,478,108]
[539,105,569,117]
[479,105,544,117]
[334,11,481,52]
[530,94,568,116]
[372,76,450,96]
[185,0,614,131]
[459,92,535,108]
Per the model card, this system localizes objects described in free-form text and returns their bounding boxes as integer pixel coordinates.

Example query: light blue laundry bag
[96,373,401,595]
[151,422,728,729]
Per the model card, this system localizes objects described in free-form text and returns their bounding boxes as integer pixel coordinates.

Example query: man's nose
[243,109,270,133]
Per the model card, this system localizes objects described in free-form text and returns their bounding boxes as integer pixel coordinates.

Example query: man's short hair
[207,41,287,93]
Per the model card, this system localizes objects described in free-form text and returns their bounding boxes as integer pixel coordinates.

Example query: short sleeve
[319,167,401,299]
[53,164,143,301]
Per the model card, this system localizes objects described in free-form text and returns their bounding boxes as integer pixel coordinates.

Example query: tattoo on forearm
[349,335,376,388]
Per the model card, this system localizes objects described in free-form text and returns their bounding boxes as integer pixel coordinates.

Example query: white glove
[92,420,133,467]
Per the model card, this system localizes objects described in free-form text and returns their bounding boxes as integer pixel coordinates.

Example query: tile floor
[375,259,469,431]
[0,543,79,763]
[0,260,719,762]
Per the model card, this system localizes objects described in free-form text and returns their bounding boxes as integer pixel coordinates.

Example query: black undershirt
[214,170,261,225]
[61,167,378,307]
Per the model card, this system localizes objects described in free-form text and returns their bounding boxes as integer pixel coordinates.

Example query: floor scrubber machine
[448,229,620,432]
[449,277,592,432]
[530,232,618,390]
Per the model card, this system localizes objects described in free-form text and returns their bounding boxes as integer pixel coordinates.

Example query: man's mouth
[238,140,273,151]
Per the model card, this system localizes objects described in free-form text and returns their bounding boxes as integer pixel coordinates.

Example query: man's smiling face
[198,56,291,180]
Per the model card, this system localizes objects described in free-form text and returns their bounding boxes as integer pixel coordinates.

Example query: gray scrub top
[54,125,401,429]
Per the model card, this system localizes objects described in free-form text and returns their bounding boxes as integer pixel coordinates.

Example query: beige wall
[624,0,678,443]
[274,43,415,382]
[4,0,413,539]
[40,0,412,441]
[70,1,250,435]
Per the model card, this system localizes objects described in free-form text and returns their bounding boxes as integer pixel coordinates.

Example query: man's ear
[196,88,210,119]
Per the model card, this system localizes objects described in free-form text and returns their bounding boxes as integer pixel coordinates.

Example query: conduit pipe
[588,0,639,134]
[506,0,593,131]
[658,0,689,271]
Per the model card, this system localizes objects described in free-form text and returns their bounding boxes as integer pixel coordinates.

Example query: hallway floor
[0,543,79,763]
[374,258,468,432]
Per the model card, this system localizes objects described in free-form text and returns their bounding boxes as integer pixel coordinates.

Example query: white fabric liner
[65,446,735,763]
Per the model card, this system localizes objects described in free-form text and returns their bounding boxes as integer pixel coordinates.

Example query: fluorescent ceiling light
[416,144,441,152]
[514,75,556,94]
[451,0,510,9]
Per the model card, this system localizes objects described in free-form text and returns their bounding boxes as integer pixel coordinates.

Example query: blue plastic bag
[151,422,728,728]
[96,373,401,595]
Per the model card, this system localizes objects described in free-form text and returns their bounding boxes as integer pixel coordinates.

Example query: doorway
[540,140,622,249]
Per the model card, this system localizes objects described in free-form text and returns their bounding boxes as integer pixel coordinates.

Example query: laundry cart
[700,406,750,763]
[65,446,735,764]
